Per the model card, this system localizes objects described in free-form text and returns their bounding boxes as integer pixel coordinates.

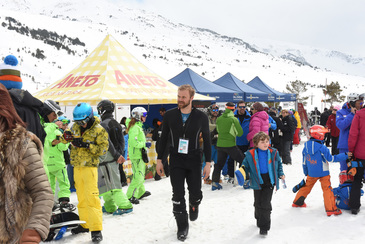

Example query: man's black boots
[175,212,189,241]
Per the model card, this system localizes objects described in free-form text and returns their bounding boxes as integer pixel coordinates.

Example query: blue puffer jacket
[336,103,354,150]
[269,115,277,131]
[234,110,251,146]
[242,147,284,190]
[302,138,348,177]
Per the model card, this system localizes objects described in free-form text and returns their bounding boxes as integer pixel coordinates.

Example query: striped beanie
[0,55,22,89]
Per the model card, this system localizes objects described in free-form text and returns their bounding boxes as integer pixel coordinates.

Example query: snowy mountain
[0,0,364,112]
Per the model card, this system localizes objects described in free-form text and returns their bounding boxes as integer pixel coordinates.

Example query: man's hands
[202,162,212,180]
[156,159,164,176]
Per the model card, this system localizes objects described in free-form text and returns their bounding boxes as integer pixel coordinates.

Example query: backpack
[333,183,364,210]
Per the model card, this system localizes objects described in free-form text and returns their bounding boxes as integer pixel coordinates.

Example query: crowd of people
[1,54,365,243]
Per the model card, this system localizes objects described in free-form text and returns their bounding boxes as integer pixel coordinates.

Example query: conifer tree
[286,80,309,106]
[322,81,345,105]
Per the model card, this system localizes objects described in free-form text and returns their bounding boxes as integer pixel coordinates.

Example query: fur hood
[0,125,43,243]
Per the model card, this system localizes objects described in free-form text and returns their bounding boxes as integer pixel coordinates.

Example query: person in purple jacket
[336,93,364,171]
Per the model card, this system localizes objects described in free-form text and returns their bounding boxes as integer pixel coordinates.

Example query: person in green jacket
[126,107,151,204]
[43,117,74,211]
[211,102,244,190]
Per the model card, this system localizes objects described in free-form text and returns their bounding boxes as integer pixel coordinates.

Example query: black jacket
[9,88,46,144]
[100,112,125,160]
[278,115,296,141]
[158,107,211,162]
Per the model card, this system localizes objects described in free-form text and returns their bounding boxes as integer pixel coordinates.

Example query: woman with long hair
[126,107,151,204]
[0,83,53,243]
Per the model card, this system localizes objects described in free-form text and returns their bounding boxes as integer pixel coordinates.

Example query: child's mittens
[235,166,247,186]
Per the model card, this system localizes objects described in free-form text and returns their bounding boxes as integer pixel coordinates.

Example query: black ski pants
[212,146,244,183]
[226,145,249,177]
[349,165,365,210]
[169,153,203,214]
[254,173,274,231]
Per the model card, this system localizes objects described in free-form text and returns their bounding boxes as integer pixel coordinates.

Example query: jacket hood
[303,139,323,154]
[222,108,234,118]
[8,88,43,110]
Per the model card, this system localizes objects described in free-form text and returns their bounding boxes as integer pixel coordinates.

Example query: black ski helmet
[97,99,115,115]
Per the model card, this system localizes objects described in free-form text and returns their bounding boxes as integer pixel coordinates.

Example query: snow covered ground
[45,135,365,244]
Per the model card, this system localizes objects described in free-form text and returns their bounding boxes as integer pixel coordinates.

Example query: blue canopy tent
[169,68,242,102]
[247,76,297,102]
[213,73,270,102]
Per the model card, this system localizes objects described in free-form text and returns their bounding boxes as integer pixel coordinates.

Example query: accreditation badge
[178,138,189,154]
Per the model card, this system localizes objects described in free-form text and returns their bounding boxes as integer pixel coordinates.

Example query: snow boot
[189,204,199,221]
[71,225,89,235]
[292,196,306,207]
[129,197,140,204]
[259,229,268,236]
[327,209,342,216]
[212,182,222,191]
[351,208,360,215]
[175,213,189,242]
[139,191,151,200]
[91,231,103,242]
[227,177,234,184]
[113,208,133,216]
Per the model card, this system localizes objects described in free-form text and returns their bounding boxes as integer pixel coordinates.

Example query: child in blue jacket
[292,125,352,216]
[240,131,285,236]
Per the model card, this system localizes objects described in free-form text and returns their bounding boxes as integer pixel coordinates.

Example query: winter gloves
[72,137,90,148]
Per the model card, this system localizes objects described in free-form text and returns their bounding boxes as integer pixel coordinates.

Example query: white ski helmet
[131,107,147,120]
[347,93,361,103]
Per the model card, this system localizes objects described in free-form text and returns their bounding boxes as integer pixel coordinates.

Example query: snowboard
[45,212,86,242]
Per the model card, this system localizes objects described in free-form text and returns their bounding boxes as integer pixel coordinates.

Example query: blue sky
[117,0,365,57]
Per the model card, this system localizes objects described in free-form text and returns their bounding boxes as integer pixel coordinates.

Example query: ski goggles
[75,117,90,126]
[44,100,63,116]
[142,112,148,117]
[56,118,70,125]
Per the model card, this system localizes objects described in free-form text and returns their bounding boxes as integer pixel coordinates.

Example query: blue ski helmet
[73,102,93,121]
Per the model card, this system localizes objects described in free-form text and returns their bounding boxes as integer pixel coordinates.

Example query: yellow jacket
[294,111,302,129]
[70,117,109,167]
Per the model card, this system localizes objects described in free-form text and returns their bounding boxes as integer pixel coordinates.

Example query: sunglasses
[211,108,219,112]
[238,106,246,109]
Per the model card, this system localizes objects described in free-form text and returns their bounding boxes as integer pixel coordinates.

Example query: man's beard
[178,100,190,109]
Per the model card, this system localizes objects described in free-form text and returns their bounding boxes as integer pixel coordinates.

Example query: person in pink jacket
[348,94,365,214]
[247,102,269,148]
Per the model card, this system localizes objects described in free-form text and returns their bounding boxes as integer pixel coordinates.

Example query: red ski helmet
[339,170,354,184]
[309,125,328,140]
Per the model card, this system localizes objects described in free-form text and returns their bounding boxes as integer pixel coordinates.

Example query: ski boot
[129,197,140,204]
[91,231,103,242]
[139,191,151,200]
[113,208,133,216]
[212,182,223,191]
[175,213,189,241]
[189,204,199,221]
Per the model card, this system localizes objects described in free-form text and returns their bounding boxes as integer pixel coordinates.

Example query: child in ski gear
[43,117,74,212]
[70,103,108,242]
[292,125,352,216]
[126,107,151,204]
[241,132,285,236]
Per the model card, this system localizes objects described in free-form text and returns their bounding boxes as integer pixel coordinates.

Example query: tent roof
[169,68,240,102]
[34,35,214,105]
[247,76,296,102]
[213,73,270,102]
